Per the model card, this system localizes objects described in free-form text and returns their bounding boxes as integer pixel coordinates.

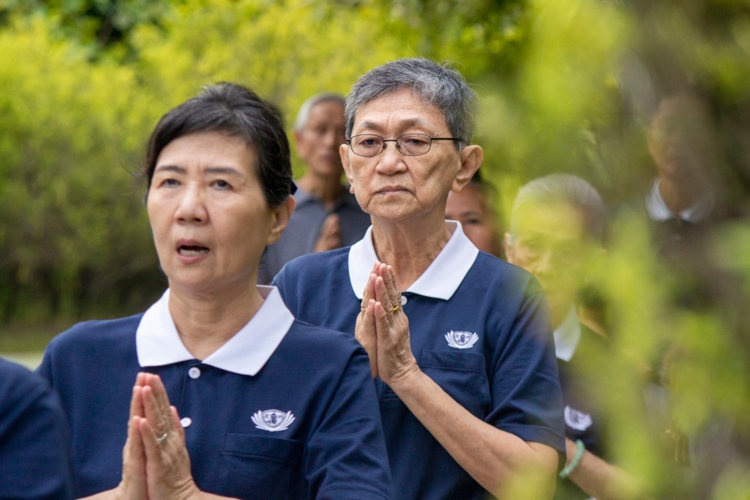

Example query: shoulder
[283,319,363,360]
[0,359,49,406]
[468,252,542,297]
[47,314,143,351]
[42,315,143,372]
[275,247,351,286]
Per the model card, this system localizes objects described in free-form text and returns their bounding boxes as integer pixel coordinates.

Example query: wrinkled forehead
[351,88,448,134]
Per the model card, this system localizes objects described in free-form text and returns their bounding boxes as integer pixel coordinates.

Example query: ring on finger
[156,432,168,444]
[392,305,400,314]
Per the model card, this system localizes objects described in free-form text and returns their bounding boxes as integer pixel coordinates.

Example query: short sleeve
[304,347,393,500]
[486,277,566,454]
[0,360,76,500]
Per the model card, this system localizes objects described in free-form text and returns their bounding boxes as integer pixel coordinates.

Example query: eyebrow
[154,165,185,174]
[153,165,244,177]
[356,118,434,134]
[205,167,244,177]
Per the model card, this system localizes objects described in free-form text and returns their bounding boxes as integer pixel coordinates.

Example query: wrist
[385,361,422,393]
[559,439,585,479]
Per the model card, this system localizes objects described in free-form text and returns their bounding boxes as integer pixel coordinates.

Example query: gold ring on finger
[392,305,399,314]
[156,432,168,444]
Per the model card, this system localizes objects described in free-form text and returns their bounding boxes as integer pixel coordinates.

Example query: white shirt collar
[348,221,479,300]
[553,305,581,362]
[136,286,295,376]
[646,178,715,223]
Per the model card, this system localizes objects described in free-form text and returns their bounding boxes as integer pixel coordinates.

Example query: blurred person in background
[506,174,645,500]
[643,93,722,256]
[274,58,565,500]
[258,92,371,283]
[444,170,503,257]
[36,83,393,500]
[0,358,75,500]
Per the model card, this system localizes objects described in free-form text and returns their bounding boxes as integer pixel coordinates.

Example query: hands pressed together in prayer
[355,263,420,386]
[112,373,202,500]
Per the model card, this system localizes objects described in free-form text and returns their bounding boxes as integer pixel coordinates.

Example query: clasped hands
[355,262,420,386]
[113,372,201,500]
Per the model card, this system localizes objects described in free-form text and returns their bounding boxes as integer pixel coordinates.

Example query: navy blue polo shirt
[37,287,393,500]
[273,222,566,500]
[0,358,75,500]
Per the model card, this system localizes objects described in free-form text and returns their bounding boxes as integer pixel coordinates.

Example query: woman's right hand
[114,374,148,500]
[356,264,381,377]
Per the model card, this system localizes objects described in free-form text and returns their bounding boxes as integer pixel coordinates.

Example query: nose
[374,141,407,176]
[174,182,208,224]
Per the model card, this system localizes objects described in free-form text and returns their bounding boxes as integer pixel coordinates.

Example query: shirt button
[401,295,408,306]
[188,367,201,379]
[180,417,192,428]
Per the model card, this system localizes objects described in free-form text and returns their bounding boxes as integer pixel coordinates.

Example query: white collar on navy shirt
[553,304,581,362]
[645,177,715,223]
[136,285,295,376]
[348,220,479,301]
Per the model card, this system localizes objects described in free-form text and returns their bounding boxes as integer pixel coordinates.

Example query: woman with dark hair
[37,83,393,500]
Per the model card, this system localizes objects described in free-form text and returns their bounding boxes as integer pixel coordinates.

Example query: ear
[340,144,355,193]
[293,129,304,148]
[267,196,297,246]
[451,145,483,193]
[503,232,515,264]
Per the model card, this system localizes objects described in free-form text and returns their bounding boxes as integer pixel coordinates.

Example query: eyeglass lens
[350,134,432,157]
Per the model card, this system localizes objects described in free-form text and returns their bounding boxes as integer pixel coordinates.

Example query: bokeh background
[1,0,749,498]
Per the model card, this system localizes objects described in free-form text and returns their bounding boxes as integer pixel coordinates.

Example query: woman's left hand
[137,373,202,500]
[361,263,420,386]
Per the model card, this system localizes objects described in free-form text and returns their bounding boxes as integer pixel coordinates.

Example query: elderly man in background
[258,93,371,283]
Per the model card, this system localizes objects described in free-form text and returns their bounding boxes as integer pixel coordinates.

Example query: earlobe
[451,145,483,193]
[267,196,296,246]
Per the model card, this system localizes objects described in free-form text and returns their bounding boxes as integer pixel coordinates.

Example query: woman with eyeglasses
[36,83,393,500]
[273,58,565,500]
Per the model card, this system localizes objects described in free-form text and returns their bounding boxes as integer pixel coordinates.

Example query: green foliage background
[1,0,749,497]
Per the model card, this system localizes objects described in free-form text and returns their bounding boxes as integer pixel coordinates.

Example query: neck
[658,175,706,214]
[370,210,452,290]
[297,171,346,209]
[167,278,265,360]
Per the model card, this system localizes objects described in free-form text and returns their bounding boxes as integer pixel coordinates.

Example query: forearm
[389,368,558,497]
[565,439,648,500]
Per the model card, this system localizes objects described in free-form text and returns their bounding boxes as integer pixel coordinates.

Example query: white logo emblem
[564,405,593,431]
[445,331,479,349]
[252,410,295,432]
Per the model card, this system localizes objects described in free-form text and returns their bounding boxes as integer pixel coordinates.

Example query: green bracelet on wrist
[559,440,585,479]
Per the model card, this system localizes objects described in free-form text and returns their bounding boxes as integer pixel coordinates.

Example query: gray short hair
[510,174,606,243]
[293,92,346,132]
[345,58,476,147]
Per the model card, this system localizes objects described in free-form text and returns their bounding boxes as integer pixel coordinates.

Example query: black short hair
[144,82,294,208]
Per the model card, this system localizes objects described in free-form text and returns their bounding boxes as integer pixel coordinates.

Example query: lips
[176,239,210,261]
[376,185,408,194]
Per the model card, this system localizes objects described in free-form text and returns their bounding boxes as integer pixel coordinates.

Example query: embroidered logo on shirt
[564,405,593,431]
[445,331,479,349]
[252,410,295,432]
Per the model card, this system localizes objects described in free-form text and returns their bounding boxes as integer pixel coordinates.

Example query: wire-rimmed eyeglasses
[346,133,461,157]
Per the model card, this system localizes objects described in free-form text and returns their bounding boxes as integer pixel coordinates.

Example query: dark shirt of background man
[258,93,371,284]
[0,359,75,500]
